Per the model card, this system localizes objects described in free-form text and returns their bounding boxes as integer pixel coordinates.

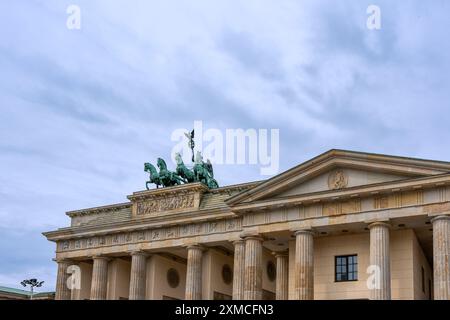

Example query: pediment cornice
[226,149,450,206]
[230,172,450,214]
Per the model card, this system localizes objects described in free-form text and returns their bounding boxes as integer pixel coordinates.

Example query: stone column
[232,240,245,300]
[431,215,450,300]
[275,252,289,300]
[294,230,314,300]
[243,236,263,300]
[55,259,72,300]
[129,251,148,300]
[90,256,110,300]
[369,222,391,300]
[185,245,203,300]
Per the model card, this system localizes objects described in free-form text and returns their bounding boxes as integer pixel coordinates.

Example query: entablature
[230,173,450,213]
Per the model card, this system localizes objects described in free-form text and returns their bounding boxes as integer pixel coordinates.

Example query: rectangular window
[335,255,358,282]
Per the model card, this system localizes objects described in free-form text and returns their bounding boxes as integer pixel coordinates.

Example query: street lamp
[20,279,44,300]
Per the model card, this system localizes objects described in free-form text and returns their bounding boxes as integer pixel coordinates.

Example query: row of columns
[55,246,209,300]
[232,230,314,300]
[55,215,450,300]
[232,216,449,300]
[232,224,382,300]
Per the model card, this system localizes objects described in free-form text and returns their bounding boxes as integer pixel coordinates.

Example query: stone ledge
[66,202,132,218]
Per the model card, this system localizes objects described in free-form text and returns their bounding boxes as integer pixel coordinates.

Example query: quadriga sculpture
[145,152,219,190]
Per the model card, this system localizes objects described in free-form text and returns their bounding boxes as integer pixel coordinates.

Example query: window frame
[335,254,358,283]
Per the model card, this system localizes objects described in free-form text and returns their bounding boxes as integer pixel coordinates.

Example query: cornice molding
[226,149,450,206]
[230,173,450,213]
[43,207,236,241]
[66,202,131,218]
[127,182,208,202]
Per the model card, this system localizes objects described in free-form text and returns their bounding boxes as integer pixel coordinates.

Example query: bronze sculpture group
[144,130,219,190]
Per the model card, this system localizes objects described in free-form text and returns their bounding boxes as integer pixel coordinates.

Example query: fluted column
[369,222,391,300]
[232,240,245,300]
[55,259,72,300]
[275,252,288,300]
[90,256,110,300]
[294,230,314,300]
[185,245,203,300]
[243,236,263,300]
[431,215,450,300]
[129,251,148,300]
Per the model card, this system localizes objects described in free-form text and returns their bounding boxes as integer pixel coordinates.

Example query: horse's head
[157,158,167,170]
[144,162,157,174]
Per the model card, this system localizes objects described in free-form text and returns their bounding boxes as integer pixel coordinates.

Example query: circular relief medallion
[328,169,348,190]
[222,264,233,285]
[167,268,180,288]
[267,261,276,282]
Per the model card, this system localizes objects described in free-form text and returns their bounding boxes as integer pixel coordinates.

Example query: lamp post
[21,279,44,300]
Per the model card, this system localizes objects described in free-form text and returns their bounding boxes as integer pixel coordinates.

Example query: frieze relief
[128,183,207,218]
[57,218,242,252]
[136,194,195,215]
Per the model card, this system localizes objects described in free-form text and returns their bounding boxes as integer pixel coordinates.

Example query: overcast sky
[1,0,450,292]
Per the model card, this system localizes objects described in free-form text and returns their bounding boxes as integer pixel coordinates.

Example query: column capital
[185,244,205,251]
[240,231,264,241]
[231,239,245,245]
[292,228,315,236]
[242,235,264,242]
[272,250,288,258]
[367,221,391,229]
[431,215,450,224]
[129,250,150,257]
[91,255,111,262]
[53,258,73,264]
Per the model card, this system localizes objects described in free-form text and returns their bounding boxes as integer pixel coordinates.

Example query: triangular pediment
[274,167,411,198]
[226,149,450,205]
